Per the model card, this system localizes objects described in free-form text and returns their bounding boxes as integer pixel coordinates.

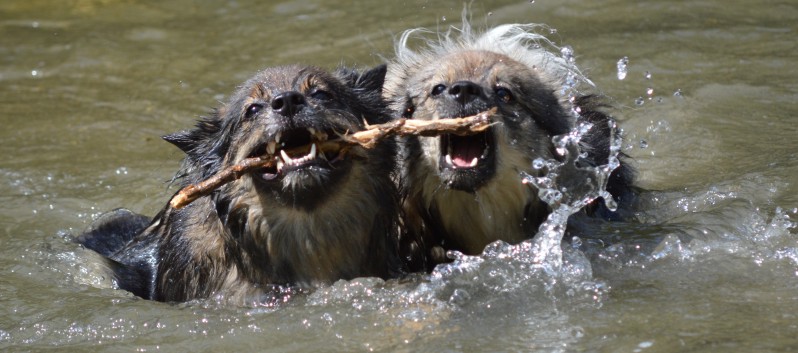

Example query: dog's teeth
[469,157,478,167]
[445,154,454,167]
[267,141,276,155]
[308,127,316,136]
[276,160,284,172]
[275,132,282,144]
[310,143,317,159]
[280,150,293,164]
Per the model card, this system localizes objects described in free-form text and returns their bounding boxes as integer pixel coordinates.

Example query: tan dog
[384,23,635,271]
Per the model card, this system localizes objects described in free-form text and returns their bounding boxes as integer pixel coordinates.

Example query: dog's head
[384,24,586,192]
[165,64,390,211]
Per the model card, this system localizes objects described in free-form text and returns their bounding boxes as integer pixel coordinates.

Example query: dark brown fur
[76,65,404,303]
[384,24,636,271]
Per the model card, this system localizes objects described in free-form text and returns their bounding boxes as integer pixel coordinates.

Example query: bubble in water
[31,70,39,77]
[616,56,629,80]
[646,87,654,96]
[549,28,558,34]
[644,71,652,79]
[673,88,683,97]
[115,167,128,175]
[529,0,535,3]
[639,139,649,149]
[487,12,493,16]
[635,97,645,105]
[441,16,446,21]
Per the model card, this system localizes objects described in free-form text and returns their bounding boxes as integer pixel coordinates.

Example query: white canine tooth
[308,127,316,136]
[267,141,276,155]
[280,150,293,164]
[469,157,478,167]
[310,143,317,159]
[275,132,282,143]
[276,160,284,172]
[445,154,454,167]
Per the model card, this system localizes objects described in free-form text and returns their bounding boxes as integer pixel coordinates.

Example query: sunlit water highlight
[3,0,798,351]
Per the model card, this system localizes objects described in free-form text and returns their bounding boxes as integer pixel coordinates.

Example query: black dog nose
[448,81,481,104]
[271,91,306,117]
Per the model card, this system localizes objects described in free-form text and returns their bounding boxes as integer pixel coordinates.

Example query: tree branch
[168,108,496,209]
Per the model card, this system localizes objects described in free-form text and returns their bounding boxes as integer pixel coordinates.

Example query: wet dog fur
[383,22,636,271]
[75,64,404,303]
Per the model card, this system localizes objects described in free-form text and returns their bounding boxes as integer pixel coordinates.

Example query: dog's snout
[448,81,481,104]
[271,91,307,117]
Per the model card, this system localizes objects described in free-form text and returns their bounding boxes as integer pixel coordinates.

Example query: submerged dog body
[77,65,403,302]
[384,23,635,270]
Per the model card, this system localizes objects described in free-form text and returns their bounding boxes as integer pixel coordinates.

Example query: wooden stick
[168,108,496,209]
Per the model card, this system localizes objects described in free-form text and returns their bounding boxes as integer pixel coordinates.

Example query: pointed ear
[354,64,387,93]
[337,64,387,94]
[162,108,225,156]
[162,130,196,154]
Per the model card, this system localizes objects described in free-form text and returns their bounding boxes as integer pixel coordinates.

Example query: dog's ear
[162,110,224,156]
[162,130,195,154]
[337,64,387,94]
[354,64,387,93]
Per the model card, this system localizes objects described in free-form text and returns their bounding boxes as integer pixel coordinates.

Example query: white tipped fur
[385,18,605,267]
[384,20,593,112]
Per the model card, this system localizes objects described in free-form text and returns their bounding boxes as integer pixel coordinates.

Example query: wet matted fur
[383,22,636,271]
[76,65,404,303]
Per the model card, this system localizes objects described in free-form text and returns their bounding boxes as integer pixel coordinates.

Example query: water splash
[420,111,623,308]
[616,56,629,80]
[520,119,622,271]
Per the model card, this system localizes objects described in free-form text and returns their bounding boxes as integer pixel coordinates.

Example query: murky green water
[2,0,797,352]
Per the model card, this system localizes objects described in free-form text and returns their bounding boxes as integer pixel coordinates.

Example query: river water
[2,0,797,352]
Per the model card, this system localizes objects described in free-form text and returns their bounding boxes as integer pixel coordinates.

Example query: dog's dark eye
[431,84,447,96]
[495,87,513,103]
[245,103,264,118]
[310,89,332,101]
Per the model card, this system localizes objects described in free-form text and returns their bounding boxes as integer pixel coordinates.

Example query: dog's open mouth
[440,128,494,170]
[438,127,497,191]
[249,127,348,181]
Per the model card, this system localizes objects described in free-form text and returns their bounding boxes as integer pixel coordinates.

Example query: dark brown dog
[76,65,404,303]
[383,23,635,271]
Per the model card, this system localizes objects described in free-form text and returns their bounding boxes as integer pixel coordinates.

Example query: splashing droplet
[644,71,652,79]
[561,45,575,64]
[616,56,629,80]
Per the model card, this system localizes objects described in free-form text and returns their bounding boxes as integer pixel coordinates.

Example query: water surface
[2,0,797,352]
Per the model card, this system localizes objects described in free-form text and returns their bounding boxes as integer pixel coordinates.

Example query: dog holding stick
[76,65,405,303]
[384,21,636,271]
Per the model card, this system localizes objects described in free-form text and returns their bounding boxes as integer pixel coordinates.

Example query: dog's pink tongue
[451,136,482,167]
